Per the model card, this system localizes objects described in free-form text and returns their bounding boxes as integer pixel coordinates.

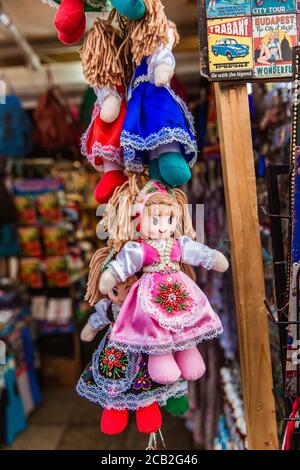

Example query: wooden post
[214,82,278,450]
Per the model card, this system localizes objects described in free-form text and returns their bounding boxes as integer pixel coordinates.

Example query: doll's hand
[99,269,118,294]
[213,252,229,273]
[154,64,174,86]
[100,95,121,123]
[81,322,98,342]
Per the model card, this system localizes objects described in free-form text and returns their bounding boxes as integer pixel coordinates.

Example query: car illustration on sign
[211,38,250,60]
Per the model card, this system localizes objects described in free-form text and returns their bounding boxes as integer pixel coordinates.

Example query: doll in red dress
[80,19,128,203]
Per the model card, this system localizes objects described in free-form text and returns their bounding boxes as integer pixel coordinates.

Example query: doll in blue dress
[121,0,197,187]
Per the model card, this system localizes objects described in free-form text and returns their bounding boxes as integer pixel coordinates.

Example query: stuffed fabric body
[76,299,187,410]
[108,237,223,354]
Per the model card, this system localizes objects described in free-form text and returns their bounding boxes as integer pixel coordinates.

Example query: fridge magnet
[206,0,251,19]
[252,14,297,78]
[251,0,295,16]
[207,16,253,79]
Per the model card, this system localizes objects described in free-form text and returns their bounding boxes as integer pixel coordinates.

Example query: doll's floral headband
[133,180,176,219]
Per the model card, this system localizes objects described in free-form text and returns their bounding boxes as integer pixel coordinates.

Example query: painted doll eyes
[152,217,158,226]
[168,216,173,225]
[112,288,118,297]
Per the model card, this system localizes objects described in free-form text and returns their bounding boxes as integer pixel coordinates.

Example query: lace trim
[132,75,149,90]
[108,325,224,355]
[121,127,197,171]
[138,271,216,333]
[93,87,122,107]
[92,332,140,396]
[123,149,145,173]
[81,104,123,170]
[143,240,180,273]
[76,377,188,411]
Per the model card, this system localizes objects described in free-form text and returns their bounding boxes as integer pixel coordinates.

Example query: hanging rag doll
[77,247,188,435]
[43,0,145,44]
[99,180,229,385]
[121,0,198,187]
[80,19,128,203]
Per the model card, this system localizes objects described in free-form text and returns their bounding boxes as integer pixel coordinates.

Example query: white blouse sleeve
[179,236,217,270]
[109,242,144,283]
[88,298,111,330]
[147,47,176,84]
[93,86,122,107]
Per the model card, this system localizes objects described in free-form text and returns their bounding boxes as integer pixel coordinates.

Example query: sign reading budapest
[198,0,297,81]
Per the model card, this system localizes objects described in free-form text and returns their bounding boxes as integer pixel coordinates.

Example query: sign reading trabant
[198,0,298,80]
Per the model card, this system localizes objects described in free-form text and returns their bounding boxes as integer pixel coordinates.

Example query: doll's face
[107,275,138,305]
[140,208,178,240]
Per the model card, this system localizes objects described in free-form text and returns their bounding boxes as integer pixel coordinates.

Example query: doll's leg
[152,143,191,187]
[94,162,127,204]
[57,16,86,45]
[101,408,129,435]
[158,152,192,187]
[55,0,85,34]
[148,354,181,384]
[136,402,162,433]
[175,347,206,381]
[111,0,145,20]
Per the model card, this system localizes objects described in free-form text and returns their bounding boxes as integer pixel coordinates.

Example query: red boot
[55,0,85,34]
[101,408,129,435]
[57,16,86,45]
[94,170,128,204]
[136,402,162,434]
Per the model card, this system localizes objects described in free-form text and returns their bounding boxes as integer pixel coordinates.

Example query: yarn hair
[80,18,125,89]
[125,0,179,65]
[85,246,110,306]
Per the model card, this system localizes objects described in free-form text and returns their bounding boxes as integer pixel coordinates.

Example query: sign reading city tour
[198,0,299,81]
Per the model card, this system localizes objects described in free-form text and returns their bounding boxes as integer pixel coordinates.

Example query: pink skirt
[109,271,223,355]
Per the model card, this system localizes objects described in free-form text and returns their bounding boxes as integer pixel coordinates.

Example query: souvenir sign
[198,0,298,80]
[206,0,251,18]
[251,0,295,16]
[207,17,253,79]
[252,14,297,77]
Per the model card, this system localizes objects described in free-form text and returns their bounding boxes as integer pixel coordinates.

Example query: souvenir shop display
[72,9,230,440]
[2,0,296,452]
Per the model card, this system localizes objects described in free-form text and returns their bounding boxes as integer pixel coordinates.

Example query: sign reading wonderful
[198,0,299,80]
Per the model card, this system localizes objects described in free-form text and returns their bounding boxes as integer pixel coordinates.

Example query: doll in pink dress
[100,180,229,385]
